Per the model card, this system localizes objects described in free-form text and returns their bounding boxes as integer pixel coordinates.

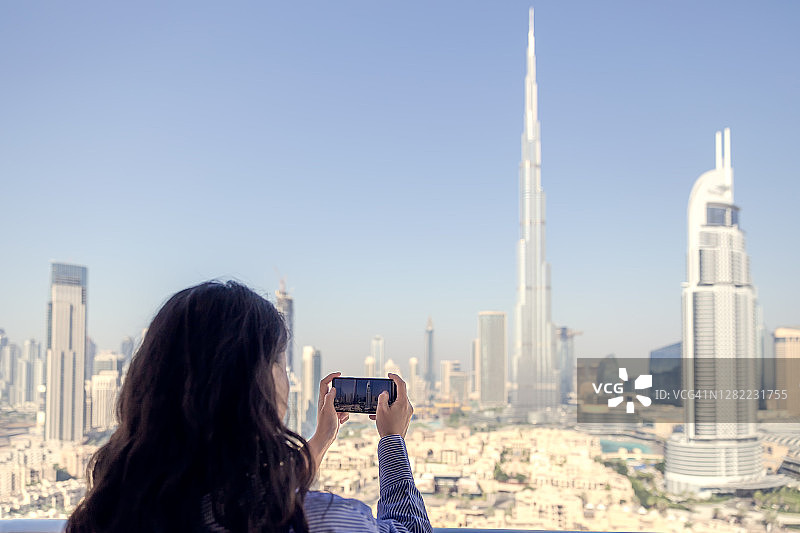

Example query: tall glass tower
[275,279,294,373]
[301,345,321,438]
[665,129,763,494]
[45,262,88,442]
[513,8,558,413]
[424,318,434,399]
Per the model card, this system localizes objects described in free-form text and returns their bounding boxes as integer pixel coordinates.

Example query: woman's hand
[370,373,413,439]
[307,372,348,471]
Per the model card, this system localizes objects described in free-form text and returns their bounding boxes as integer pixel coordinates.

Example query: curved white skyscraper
[513,8,557,412]
[665,129,763,494]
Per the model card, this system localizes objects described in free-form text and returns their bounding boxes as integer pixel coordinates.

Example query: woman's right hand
[370,373,413,438]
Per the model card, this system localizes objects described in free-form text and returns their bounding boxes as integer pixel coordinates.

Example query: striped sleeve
[376,435,433,533]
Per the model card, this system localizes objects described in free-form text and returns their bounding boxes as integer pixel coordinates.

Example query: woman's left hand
[307,372,348,471]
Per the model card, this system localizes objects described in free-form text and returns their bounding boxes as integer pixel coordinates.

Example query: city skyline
[1,2,799,379]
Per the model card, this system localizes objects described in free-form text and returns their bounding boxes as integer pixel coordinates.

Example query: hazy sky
[1,1,798,378]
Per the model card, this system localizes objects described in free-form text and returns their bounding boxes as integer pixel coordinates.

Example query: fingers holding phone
[373,372,413,439]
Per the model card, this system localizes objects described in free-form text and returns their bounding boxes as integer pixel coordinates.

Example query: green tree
[493,462,509,482]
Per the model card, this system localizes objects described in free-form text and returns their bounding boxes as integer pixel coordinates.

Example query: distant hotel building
[774,327,800,416]
[478,311,507,408]
[45,263,88,442]
[665,129,764,494]
[90,370,119,430]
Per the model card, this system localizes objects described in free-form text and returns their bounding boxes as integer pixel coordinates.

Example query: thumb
[377,391,389,411]
[322,387,336,413]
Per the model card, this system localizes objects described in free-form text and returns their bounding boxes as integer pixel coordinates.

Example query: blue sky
[1,1,798,378]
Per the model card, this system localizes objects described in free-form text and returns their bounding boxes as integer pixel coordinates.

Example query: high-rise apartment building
[45,263,88,442]
[513,9,558,413]
[24,339,45,408]
[90,370,119,430]
[301,346,321,437]
[1,343,20,402]
[665,129,764,494]
[423,318,434,399]
[275,280,294,373]
[22,339,41,362]
[440,360,467,403]
[479,312,507,408]
[371,336,385,379]
[11,357,31,405]
[774,327,800,416]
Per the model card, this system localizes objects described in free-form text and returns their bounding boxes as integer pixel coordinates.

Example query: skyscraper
[275,280,294,373]
[371,335,385,378]
[479,311,507,408]
[301,345,321,437]
[440,360,467,403]
[120,336,134,362]
[24,338,45,409]
[471,338,480,396]
[649,342,682,407]
[12,356,31,405]
[513,8,557,413]
[1,343,19,399]
[555,327,580,404]
[440,360,459,399]
[665,129,763,494]
[286,370,302,435]
[423,318,434,398]
[45,263,88,442]
[364,356,376,377]
[408,357,420,402]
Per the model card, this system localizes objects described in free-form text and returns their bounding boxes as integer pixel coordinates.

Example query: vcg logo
[592,368,652,414]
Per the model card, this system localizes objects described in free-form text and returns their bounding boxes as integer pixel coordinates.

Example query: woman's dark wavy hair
[67,281,313,533]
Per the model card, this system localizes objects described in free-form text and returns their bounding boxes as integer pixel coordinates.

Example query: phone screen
[332,377,397,414]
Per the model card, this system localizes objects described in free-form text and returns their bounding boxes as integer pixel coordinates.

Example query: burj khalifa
[513,8,558,414]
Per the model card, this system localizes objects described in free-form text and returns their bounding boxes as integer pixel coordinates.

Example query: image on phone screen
[332,377,396,414]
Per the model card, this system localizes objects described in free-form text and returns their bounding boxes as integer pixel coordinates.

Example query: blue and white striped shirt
[303,434,432,533]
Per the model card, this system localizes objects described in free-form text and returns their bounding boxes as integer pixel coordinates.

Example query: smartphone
[332,377,397,414]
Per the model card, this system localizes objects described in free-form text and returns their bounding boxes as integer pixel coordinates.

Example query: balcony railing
[0,521,555,533]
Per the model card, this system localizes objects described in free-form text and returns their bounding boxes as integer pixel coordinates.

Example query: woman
[67,281,431,533]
